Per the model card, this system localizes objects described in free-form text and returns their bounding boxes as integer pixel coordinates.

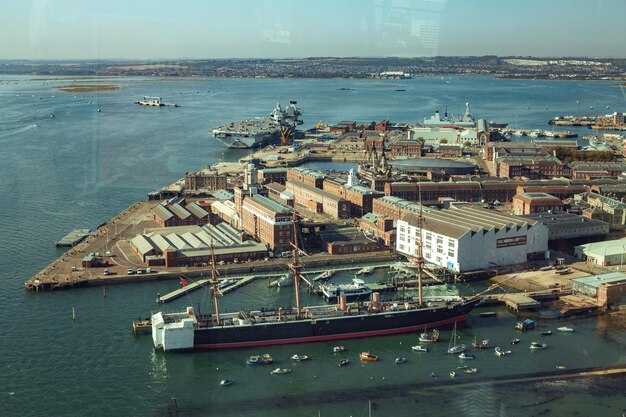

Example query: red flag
[181,278,188,287]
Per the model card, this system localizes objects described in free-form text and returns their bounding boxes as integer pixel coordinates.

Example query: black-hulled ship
[151,213,482,351]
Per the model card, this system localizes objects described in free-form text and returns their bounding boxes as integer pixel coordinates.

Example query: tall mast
[209,240,221,325]
[289,211,302,318]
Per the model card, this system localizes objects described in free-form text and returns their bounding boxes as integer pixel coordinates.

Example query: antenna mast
[289,211,302,318]
[209,240,221,325]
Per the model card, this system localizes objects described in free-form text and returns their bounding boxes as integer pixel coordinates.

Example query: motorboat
[457,365,468,370]
[394,357,407,365]
[471,337,490,349]
[429,372,437,378]
[557,327,575,333]
[463,368,478,374]
[412,345,428,352]
[419,329,440,343]
[270,368,292,375]
[449,371,456,378]
[530,341,547,350]
[291,354,309,361]
[246,354,273,365]
[333,346,345,353]
[510,338,521,345]
[359,352,378,361]
[540,330,553,336]
[495,347,512,356]
[458,352,475,360]
[339,359,350,367]
[515,319,535,331]
[220,379,233,387]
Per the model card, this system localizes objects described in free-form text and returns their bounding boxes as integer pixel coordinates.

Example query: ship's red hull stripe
[193,314,467,350]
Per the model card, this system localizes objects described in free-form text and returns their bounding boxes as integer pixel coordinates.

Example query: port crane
[281,127,292,146]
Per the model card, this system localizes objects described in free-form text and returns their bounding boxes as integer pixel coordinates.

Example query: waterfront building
[570,272,626,305]
[317,227,381,255]
[183,169,228,191]
[286,180,351,219]
[574,239,626,266]
[241,194,293,251]
[512,192,565,215]
[395,205,548,273]
[130,223,267,267]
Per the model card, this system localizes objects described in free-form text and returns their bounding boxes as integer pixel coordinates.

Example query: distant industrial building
[130,223,267,267]
[570,272,626,306]
[396,206,548,272]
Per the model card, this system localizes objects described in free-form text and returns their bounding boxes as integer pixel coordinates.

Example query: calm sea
[1,75,625,417]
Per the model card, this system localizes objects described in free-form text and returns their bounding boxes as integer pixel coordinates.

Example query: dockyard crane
[281,127,292,146]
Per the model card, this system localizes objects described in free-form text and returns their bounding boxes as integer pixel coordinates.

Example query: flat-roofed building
[496,155,564,179]
[372,196,427,222]
[210,200,240,228]
[322,170,383,216]
[569,162,626,180]
[241,194,293,251]
[259,167,288,185]
[395,206,548,272]
[512,192,565,215]
[183,169,228,191]
[286,180,351,219]
[570,271,626,296]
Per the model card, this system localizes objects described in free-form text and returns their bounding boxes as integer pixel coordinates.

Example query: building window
[448,250,455,257]
[398,244,405,251]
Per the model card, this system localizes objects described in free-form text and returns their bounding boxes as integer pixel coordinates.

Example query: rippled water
[1,75,625,417]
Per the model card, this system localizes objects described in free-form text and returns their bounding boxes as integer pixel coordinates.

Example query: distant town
[2,56,626,81]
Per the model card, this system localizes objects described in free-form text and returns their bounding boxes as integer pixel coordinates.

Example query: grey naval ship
[422,102,476,127]
[211,101,303,148]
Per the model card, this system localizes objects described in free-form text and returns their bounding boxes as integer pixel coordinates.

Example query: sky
[0,0,624,60]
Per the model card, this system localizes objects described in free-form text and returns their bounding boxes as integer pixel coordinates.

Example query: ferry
[319,278,372,302]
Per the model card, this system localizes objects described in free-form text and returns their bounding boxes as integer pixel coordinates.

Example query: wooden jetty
[55,229,92,247]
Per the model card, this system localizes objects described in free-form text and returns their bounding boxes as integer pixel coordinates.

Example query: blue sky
[0,0,624,59]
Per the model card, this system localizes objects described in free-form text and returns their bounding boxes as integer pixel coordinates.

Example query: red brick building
[152,201,210,227]
[241,194,293,251]
[318,227,382,255]
[286,180,351,219]
[287,168,326,189]
[391,139,423,158]
[512,192,565,215]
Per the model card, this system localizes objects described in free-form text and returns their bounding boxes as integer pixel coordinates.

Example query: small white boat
[220,379,233,386]
[447,323,465,354]
[458,352,475,360]
[412,345,428,352]
[495,347,512,356]
[338,359,350,367]
[463,368,478,374]
[419,329,439,343]
[270,368,292,375]
[291,354,309,361]
[510,338,521,345]
[449,371,456,378]
[333,346,345,353]
[557,327,575,333]
[356,267,374,275]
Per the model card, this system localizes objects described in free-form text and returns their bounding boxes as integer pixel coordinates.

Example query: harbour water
[1,76,625,417]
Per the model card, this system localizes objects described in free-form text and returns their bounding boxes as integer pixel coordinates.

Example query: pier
[55,229,92,247]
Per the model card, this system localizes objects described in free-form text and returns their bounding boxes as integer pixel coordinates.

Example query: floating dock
[55,229,92,247]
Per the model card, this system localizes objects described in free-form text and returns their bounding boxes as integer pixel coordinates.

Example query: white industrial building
[395,205,549,272]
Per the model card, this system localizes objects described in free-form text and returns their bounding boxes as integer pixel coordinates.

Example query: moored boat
[530,341,547,350]
[510,338,521,345]
[333,346,345,353]
[220,378,233,387]
[458,352,475,360]
[471,337,490,349]
[412,345,428,352]
[557,326,575,333]
[359,352,378,361]
[291,354,309,361]
[449,371,456,378]
[447,322,465,354]
[463,368,478,374]
[394,357,406,365]
[515,319,535,331]
[540,330,553,336]
[419,328,439,343]
[339,359,350,367]
[270,368,291,375]
[246,354,273,365]
[495,346,512,356]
